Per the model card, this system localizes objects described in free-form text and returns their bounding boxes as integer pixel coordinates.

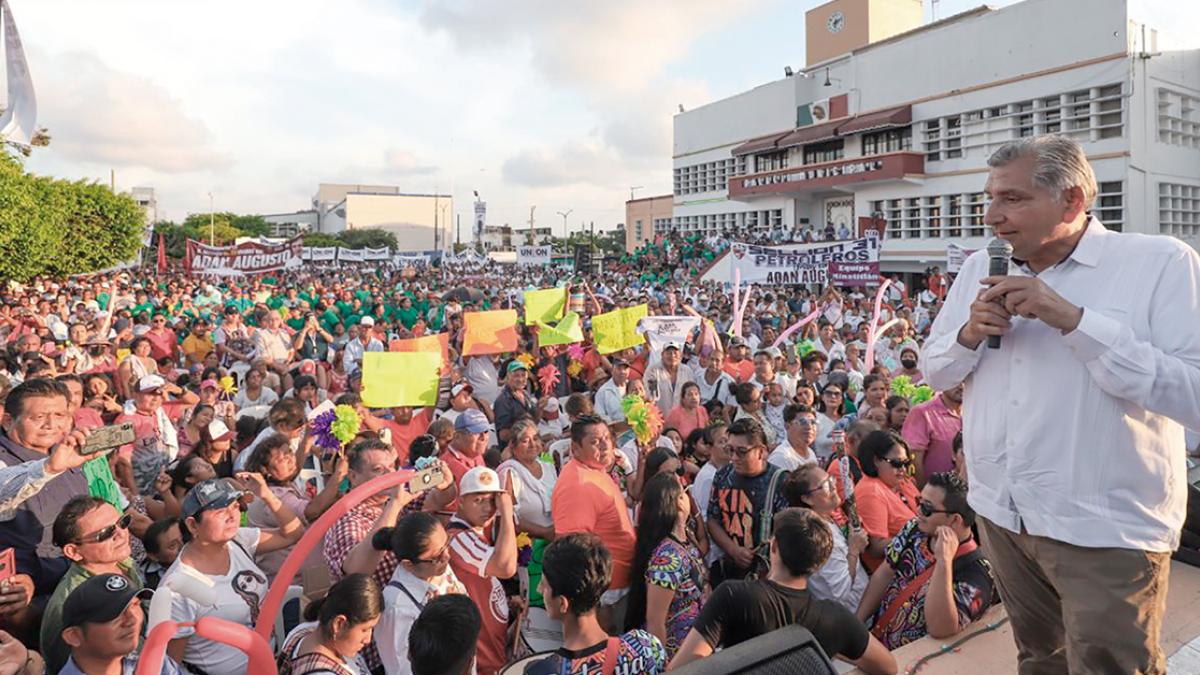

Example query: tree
[0,153,145,281]
[337,228,398,250]
[302,232,340,248]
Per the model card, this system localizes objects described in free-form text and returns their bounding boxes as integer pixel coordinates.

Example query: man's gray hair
[987,135,1097,207]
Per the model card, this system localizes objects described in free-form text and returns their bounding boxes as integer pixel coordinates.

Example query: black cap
[181,478,245,519]
[61,574,152,629]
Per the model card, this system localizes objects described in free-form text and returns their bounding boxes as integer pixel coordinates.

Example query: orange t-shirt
[552,460,636,590]
[855,475,919,570]
[381,408,433,465]
[723,359,755,384]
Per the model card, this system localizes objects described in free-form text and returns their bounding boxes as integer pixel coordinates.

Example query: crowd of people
[1,136,1194,675]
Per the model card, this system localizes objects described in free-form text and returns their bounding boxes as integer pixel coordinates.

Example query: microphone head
[987,237,1013,259]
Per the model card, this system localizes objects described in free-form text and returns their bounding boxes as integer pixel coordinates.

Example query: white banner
[946,243,976,274]
[393,252,429,266]
[517,245,551,266]
[0,0,37,146]
[310,247,337,262]
[337,248,364,262]
[714,237,880,285]
[637,316,700,353]
[363,246,391,261]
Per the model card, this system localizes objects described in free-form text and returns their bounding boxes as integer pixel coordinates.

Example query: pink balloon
[865,280,894,373]
[254,468,415,639]
[136,617,275,675]
[772,304,824,349]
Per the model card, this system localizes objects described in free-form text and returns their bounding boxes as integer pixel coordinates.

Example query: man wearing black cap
[59,573,183,675]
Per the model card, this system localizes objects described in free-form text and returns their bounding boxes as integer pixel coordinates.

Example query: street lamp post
[207,192,214,244]
[556,209,573,243]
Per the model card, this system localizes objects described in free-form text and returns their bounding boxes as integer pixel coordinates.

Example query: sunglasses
[731,445,762,458]
[791,418,816,428]
[75,513,132,545]
[884,457,912,470]
[918,499,955,518]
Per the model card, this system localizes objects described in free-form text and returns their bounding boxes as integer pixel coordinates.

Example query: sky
[10,0,1198,240]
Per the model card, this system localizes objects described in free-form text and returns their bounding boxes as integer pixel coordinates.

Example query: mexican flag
[796,98,830,127]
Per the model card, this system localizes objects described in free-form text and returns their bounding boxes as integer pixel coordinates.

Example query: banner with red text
[186,237,302,276]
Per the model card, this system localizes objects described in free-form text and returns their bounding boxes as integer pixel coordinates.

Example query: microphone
[986,237,1013,349]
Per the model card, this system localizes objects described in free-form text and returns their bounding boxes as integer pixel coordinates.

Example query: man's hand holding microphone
[957,237,1084,350]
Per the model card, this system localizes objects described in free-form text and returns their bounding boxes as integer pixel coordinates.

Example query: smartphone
[79,422,136,456]
[0,548,15,584]
[405,465,446,494]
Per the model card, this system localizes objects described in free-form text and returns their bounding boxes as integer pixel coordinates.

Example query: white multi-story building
[130,187,157,225]
[672,0,1200,273]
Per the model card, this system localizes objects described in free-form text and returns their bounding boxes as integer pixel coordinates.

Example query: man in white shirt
[923,135,1200,675]
[767,404,819,471]
[342,317,384,373]
[694,349,736,411]
[643,342,696,413]
[594,359,630,426]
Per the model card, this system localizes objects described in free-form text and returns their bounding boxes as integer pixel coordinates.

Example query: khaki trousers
[978,517,1170,675]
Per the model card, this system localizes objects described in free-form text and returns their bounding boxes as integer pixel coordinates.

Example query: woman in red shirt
[854,430,919,572]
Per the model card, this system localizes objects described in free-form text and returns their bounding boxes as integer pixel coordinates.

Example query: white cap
[137,374,166,392]
[360,316,375,327]
[459,466,504,496]
[207,420,234,441]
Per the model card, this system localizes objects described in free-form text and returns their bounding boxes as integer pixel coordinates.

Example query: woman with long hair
[244,433,348,580]
[279,574,383,675]
[625,473,707,660]
[115,336,158,399]
[190,420,237,478]
[178,403,215,457]
[885,395,910,433]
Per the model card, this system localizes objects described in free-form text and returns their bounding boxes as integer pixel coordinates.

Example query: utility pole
[528,206,536,245]
[456,213,461,248]
[629,186,643,201]
[433,192,440,251]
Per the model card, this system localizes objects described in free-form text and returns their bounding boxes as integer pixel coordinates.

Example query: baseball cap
[200,378,219,390]
[137,374,166,392]
[757,346,783,360]
[454,408,491,434]
[611,358,629,369]
[207,420,234,442]
[181,478,246,519]
[506,361,529,374]
[729,336,748,348]
[663,341,682,352]
[61,574,153,629]
[300,359,317,375]
[459,467,504,496]
[450,382,473,397]
[360,316,375,327]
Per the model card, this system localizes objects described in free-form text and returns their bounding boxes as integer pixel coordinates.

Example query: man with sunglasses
[857,472,995,651]
[40,496,144,673]
[767,404,819,472]
[706,418,789,585]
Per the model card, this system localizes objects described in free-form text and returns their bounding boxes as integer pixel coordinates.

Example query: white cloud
[382,149,438,176]
[32,49,230,173]
[419,1,760,97]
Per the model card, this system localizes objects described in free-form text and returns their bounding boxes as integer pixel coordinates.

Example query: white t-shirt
[694,370,736,408]
[809,520,868,613]
[233,386,279,410]
[162,528,267,675]
[375,565,466,675]
[767,441,818,472]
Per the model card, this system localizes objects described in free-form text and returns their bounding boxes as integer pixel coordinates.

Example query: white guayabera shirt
[923,218,1200,552]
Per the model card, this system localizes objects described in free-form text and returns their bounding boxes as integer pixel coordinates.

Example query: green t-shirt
[395,306,419,330]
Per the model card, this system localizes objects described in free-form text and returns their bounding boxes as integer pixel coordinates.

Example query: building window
[1157,88,1200,149]
[756,151,788,173]
[1093,181,1123,232]
[803,139,844,165]
[862,127,912,155]
[1159,182,1200,238]
[635,219,643,241]
[920,84,1124,163]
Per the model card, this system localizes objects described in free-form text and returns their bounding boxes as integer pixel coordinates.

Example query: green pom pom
[911,385,935,405]
[796,340,816,358]
[330,404,361,445]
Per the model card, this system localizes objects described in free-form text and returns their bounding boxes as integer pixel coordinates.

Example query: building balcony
[728,151,925,199]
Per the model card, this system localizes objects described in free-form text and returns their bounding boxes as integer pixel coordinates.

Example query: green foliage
[302,232,340,248]
[0,153,145,282]
[336,228,398,250]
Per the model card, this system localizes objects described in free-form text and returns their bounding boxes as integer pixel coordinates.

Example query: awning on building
[837,104,912,135]
[776,118,843,149]
[731,131,790,156]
